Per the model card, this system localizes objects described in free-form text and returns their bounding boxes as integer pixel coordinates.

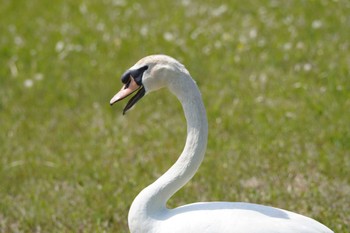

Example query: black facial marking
[117,65,148,114]
[121,65,148,86]
[125,78,132,89]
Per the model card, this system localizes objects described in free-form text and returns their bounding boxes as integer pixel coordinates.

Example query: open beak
[110,76,146,114]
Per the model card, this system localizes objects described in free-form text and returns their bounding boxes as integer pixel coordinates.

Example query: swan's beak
[110,76,146,114]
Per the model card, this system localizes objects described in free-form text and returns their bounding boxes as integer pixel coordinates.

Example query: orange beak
[110,76,146,114]
[110,76,140,105]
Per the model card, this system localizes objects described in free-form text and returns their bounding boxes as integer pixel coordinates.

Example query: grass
[0,0,349,232]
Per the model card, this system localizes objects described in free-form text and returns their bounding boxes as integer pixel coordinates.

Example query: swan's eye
[130,65,148,86]
[120,65,148,86]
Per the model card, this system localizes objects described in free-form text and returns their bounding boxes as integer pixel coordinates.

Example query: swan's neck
[128,74,208,227]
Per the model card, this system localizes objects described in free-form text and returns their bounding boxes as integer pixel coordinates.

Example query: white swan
[110,55,333,233]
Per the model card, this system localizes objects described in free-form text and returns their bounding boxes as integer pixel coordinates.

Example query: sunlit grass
[0,0,349,232]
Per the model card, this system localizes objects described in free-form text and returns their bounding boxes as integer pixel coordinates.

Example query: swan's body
[110,55,333,233]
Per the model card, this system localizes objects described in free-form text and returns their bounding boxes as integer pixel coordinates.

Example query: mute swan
[110,55,333,233]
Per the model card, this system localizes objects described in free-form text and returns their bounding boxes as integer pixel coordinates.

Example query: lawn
[0,0,349,232]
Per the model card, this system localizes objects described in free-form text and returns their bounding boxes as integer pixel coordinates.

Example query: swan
[110,55,333,233]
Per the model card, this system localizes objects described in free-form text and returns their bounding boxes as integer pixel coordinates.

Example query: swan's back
[157,202,332,233]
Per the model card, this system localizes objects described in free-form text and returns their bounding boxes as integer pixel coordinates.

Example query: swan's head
[110,55,188,114]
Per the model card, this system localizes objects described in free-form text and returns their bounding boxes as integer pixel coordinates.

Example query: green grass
[1,0,349,232]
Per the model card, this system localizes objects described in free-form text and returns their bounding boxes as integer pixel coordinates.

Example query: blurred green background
[0,0,349,232]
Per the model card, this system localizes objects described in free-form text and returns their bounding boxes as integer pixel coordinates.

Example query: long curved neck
[129,74,208,220]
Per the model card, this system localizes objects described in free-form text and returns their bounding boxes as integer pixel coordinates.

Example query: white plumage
[110,55,333,233]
